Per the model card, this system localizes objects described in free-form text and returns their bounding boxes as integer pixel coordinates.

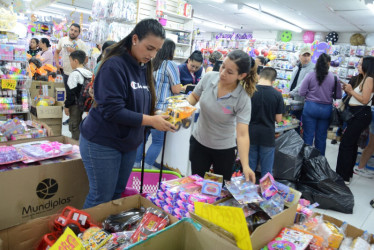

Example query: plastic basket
[121,169,182,197]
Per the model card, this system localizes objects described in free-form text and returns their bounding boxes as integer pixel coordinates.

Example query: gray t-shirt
[192,71,252,150]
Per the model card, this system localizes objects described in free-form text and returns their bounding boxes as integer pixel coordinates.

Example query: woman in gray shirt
[187,50,257,183]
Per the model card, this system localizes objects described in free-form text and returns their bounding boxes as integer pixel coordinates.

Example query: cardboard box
[130,219,240,250]
[0,195,178,250]
[30,81,65,100]
[195,200,299,250]
[0,136,88,231]
[31,115,62,136]
[30,101,63,119]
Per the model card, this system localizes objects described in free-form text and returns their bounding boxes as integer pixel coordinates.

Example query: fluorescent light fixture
[211,0,225,3]
[49,3,92,15]
[367,3,374,12]
[241,4,302,33]
[194,18,233,32]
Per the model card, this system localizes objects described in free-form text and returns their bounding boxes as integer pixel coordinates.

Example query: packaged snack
[260,173,278,200]
[201,179,222,197]
[101,231,134,250]
[260,193,285,217]
[317,221,345,249]
[130,207,169,243]
[82,229,112,250]
[274,228,314,250]
[102,208,145,233]
[160,174,203,191]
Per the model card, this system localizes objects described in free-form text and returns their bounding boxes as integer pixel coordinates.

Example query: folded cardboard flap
[130,219,240,250]
[0,195,178,250]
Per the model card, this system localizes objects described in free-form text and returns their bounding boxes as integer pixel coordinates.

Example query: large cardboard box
[31,114,62,136]
[30,81,65,100]
[130,219,240,250]
[0,136,88,231]
[193,199,300,250]
[0,195,178,250]
[30,101,63,119]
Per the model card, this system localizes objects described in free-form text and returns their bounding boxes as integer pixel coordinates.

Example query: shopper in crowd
[332,59,364,144]
[289,47,315,133]
[37,38,53,66]
[299,53,342,155]
[64,50,92,141]
[336,56,374,185]
[134,39,182,169]
[94,40,116,75]
[249,67,284,177]
[187,50,257,183]
[255,56,267,75]
[206,51,223,73]
[27,38,40,57]
[80,19,175,208]
[179,50,204,86]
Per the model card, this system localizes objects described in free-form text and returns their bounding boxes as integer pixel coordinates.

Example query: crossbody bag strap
[333,76,337,100]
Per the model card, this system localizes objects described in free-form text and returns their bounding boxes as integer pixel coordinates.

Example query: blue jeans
[135,129,165,169]
[80,135,137,208]
[302,101,332,155]
[249,145,275,177]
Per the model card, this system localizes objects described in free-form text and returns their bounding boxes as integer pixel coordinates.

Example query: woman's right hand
[151,115,176,132]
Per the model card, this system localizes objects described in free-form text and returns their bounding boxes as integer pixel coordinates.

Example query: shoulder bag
[330,76,342,126]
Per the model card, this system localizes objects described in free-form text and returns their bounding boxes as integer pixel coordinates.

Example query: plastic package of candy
[101,231,135,250]
[225,176,263,204]
[82,228,112,250]
[102,208,145,233]
[130,207,169,243]
[160,174,203,191]
[259,173,278,200]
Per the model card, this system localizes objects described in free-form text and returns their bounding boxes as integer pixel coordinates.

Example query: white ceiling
[3,0,374,33]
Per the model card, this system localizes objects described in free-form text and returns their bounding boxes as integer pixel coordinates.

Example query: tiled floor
[63,115,374,233]
[317,140,374,233]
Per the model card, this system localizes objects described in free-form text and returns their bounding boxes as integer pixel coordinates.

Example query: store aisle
[319,140,374,233]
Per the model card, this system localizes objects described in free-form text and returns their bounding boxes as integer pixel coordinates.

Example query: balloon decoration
[310,41,332,64]
[303,31,315,43]
[314,32,324,42]
[254,49,259,56]
[280,31,292,42]
[365,33,374,47]
[350,33,365,46]
[261,49,268,57]
[325,31,339,44]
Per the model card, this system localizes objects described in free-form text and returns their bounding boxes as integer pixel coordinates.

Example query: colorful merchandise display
[37,205,170,249]
[0,117,47,141]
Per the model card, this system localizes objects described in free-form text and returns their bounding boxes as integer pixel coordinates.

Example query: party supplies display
[259,173,278,200]
[265,228,314,250]
[225,176,263,204]
[201,172,223,197]
[0,117,47,141]
[0,146,24,165]
[259,193,285,217]
[16,141,73,163]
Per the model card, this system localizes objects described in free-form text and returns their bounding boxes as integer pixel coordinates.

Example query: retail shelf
[176,43,190,47]
[162,10,193,20]
[275,58,289,61]
[274,67,294,71]
[0,59,27,63]
[164,27,191,33]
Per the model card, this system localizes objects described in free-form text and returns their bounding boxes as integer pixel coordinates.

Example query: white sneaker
[344,181,350,185]
[354,166,374,178]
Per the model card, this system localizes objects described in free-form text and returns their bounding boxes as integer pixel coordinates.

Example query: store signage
[215,33,253,40]
[1,79,17,90]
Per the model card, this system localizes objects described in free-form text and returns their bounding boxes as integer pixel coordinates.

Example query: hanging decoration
[0,7,17,32]
[350,33,365,46]
[366,33,374,47]
[310,41,332,63]
[280,31,292,42]
[325,31,339,44]
[302,31,315,43]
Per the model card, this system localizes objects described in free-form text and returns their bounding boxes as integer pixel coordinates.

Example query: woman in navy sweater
[80,19,175,208]
[178,50,204,86]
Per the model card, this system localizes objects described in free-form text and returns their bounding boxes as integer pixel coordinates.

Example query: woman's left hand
[343,83,353,94]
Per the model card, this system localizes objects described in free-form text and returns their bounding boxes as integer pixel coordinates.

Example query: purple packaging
[173,208,190,218]
[156,190,167,200]
[164,188,180,200]
[164,197,176,206]
[162,205,174,214]
[176,200,195,212]
[153,198,168,208]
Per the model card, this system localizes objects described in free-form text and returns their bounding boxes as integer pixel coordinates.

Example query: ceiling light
[241,4,302,33]
[367,3,374,12]
[211,0,225,3]
[194,18,233,32]
[49,3,91,15]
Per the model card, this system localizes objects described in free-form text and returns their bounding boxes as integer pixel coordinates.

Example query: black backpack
[75,70,94,112]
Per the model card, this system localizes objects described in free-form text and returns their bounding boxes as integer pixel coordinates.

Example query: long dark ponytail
[315,53,331,85]
[97,19,165,115]
[227,50,257,97]
[152,39,175,71]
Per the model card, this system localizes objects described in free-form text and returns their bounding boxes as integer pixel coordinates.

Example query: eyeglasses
[189,64,201,70]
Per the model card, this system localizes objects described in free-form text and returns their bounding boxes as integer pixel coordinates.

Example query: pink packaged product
[164,197,176,206]
[156,190,167,200]
[160,174,203,191]
[259,173,278,200]
[162,205,174,214]
[187,193,217,204]
[176,200,194,213]
[166,182,201,201]
[153,198,168,208]
[172,208,190,219]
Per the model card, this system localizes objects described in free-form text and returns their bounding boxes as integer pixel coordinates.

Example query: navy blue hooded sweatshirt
[80,51,151,153]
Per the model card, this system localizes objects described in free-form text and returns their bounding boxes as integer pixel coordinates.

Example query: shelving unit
[162,10,193,21]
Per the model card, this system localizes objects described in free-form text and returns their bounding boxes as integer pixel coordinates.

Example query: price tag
[195,202,252,250]
[1,79,17,90]
[50,227,84,250]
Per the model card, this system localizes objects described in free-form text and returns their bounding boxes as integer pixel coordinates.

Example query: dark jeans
[249,145,275,177]
[302,101,332,155]
[336,106,372,181]
[68,104,83,140]
[189,136,236,181]
[80,135,137,208]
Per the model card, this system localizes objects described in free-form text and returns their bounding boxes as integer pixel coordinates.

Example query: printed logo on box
[36,178,58,199]
[21,178,74,218]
